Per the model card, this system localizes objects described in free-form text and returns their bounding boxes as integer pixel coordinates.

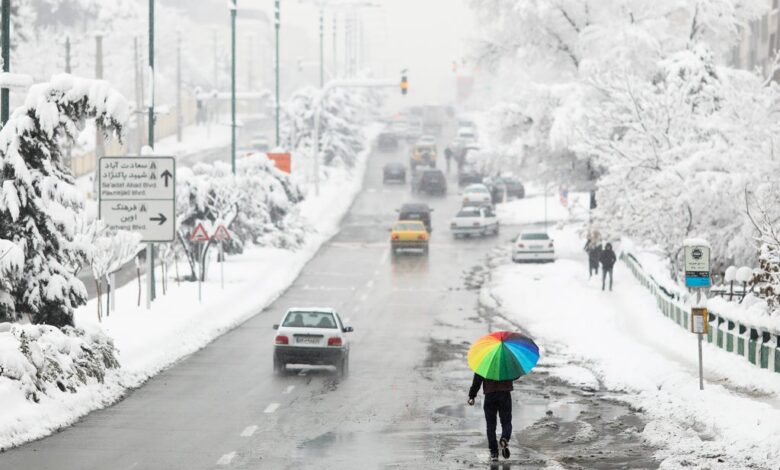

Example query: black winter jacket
[600,248,617,270]
[469,374,513,398]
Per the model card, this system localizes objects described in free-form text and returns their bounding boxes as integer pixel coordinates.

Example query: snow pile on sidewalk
[483,224,780,468]
[0,126,378,450]
[496,191,590,226]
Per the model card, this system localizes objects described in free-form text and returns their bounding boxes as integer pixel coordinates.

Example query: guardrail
[622,253,780,374]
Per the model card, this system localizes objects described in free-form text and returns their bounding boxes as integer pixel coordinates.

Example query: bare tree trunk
[162,262,167,295]
[174,251,181,287]
[105,274,111,318]
[95,279,103,323]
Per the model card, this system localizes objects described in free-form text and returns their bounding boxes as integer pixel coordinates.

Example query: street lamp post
[148,0,156,304]
[1,0,10,126]
[230,0,237,174]
[275,0,281,147]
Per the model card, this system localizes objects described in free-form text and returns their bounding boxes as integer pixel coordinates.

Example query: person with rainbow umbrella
[467,331,540,462]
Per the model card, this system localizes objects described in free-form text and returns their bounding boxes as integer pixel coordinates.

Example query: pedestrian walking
[584,239,602,278]
[600,242,617,291]
[444,147,453,173]
[468,374,514,462]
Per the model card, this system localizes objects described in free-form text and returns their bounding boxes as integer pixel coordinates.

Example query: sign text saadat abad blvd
[98,157,176,242]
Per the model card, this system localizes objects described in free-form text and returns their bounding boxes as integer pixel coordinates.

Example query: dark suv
[397,203,434,232]
[412,168,447,196]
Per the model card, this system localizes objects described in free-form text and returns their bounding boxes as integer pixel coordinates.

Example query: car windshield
[395,222,425,231]
[456,208,481,217]
[416,145,435,152]
[282,311,338,329]
[520,233,550,241]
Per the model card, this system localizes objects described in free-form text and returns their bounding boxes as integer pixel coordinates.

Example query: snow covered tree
[0,74,128,326]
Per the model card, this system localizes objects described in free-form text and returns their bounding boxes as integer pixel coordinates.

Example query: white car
[462,184,492,207]
[457,127,477,144]
[450,206,499,237]
[512,231,555,263]
[273,308,353,376]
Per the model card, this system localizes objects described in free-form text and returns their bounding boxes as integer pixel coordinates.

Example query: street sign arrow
[161,169,173,187]
[150,213,167,225]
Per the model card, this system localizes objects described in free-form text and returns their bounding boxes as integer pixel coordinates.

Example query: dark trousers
[602,267,613,290]
[483,391,512,454]
[589,260,599,277]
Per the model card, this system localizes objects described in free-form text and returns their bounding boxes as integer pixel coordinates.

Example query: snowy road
[1,139,658,469]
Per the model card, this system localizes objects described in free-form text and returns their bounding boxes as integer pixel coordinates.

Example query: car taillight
[450,222,457,228]
[473,222,480,227]
[418,234,427,240]
[517,243,525,248]
[275,335,289,345]
[328,337,342,347]
[392,233,399,240]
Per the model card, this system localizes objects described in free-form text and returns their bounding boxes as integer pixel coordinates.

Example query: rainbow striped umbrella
[467,331,540,381]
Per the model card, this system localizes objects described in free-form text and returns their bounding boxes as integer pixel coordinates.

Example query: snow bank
[496,191,589,226]
[0,125,379,450]
[486,224,780,468]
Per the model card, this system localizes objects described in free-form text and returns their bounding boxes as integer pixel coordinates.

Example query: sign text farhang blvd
[98,157,176,242]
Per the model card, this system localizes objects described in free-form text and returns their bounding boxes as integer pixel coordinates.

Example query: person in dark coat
[444,147,453,173]
[468,374,514,461]
[584,239,602,278]
[600,242,617,291]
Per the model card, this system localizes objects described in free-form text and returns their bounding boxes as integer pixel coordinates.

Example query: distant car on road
[382,162,407,184]
[458,166,483,187]
[462,184,492,207]
[410,143,437,169]
[498,176,525,199]
[512,232,555,263]
[450,205,499,238]
[250,134,270,153]
[418,134,436,145]
[398,203,434,232]
[377,132,399,151]
[390,220,429,256]
[273,308,353,376]
[412,168,447,196]
[456,127,477,144]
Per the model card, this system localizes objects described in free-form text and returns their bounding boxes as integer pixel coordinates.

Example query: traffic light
[401,75,408,96]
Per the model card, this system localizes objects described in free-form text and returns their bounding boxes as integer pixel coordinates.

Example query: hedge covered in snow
[0,322,119,403]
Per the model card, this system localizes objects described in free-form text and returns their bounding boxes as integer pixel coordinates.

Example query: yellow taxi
[410,143,437,169]
[390,220,429,255]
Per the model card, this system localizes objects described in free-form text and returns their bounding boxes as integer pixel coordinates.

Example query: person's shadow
[489,463,511,470]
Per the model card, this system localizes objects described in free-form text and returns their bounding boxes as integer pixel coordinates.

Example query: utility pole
[134,36,145,152]
[94,33,105,196]
[1,0,11,126]
[274,0,280,146]
[332,13,337,78]
[230,0,237,174]
[319,7,324,87]
[148,0,156,304]
[176,31,182,143]
[248,34,254,91]
[213,28,218,91]
[65,37,72,73]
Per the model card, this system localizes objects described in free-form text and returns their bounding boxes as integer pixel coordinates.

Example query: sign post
[684,238,711,391]
[190,223,210,302]
[98,157,176,310]
[212,224,232,289]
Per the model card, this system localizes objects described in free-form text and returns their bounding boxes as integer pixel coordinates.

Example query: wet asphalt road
[3,132,659,469]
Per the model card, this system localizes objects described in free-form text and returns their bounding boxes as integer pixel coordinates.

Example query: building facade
[731,1,780,77]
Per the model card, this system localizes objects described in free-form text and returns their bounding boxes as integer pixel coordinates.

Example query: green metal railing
[622,253,780,374]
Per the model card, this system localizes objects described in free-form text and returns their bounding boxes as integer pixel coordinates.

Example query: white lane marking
[217,452,236,466]
[380,249,390,265]
[240,425,258,437]
[264,403,280,414]
[283,385,295,394]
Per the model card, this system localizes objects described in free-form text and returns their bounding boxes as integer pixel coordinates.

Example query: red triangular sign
[212,225,231,241]
[190,223,210,242]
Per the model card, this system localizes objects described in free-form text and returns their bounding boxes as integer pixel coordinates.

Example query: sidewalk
[484,223,780,468]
